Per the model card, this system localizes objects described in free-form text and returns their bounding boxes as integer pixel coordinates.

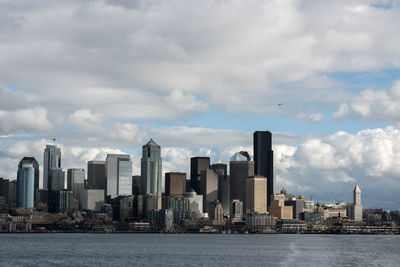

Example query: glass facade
[43,145,61,190]
[17,165,34,209]
[141,139,162,209]
[106,154,132,198]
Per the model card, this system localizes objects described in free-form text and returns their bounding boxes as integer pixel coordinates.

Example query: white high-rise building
[106,154,132,198]
[352,184,363,222]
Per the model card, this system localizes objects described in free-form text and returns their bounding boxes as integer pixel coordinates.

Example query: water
[0,234,399,266]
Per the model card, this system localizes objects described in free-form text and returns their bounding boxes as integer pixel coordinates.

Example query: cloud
[1,0,400,118]
[68,109,104,132]
[0,107,53,134]
[334,80,400,122]
[296,112,324,123]
[0,86,27,111]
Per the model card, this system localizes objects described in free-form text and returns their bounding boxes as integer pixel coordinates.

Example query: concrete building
[17,164,34,209]
[49,168,65,191]
[246,176,267,215]
[143,194,160,218]
[269,199,293,219]
[285,198,305,220]
[18,157,39,199]
[166,196,195,224]
[253,131,274,209]
[190,157,210,194]
[43,144,61,190]
[106,154,132,198]
[212,201,224,225]
[246,214,276,232]
[165,172,186,197]
[211,163,230,216]
[230,152,254,213]
[352,184,363,222]
[81,189,104,211]
[231,199,244,222]
[141,139,162,209]
[185,189,203,218]
[67,168,85,206]
[200,169,218,216]
[87,161,106,190]
[132,175,142,195]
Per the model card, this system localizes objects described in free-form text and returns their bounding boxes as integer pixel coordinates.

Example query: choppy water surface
[0,233,399,266]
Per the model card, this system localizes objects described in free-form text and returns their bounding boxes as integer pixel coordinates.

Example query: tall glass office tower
[18,157,39,197]
[141,139,162,209]
[43,145,61,190]
[17,164,34,208]
[106,154,132,198]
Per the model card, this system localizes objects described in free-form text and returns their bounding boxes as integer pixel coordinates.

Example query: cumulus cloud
[0,107,53,134]
[296,112,324,123]
[334,80,400,122]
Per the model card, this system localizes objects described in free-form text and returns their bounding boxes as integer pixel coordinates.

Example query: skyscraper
[141,139,162,209]
[246,176,267,215]
[230,151,254,213]
[253,131,274,209]
[165,172,186,197]
[211,163,230,216]
[0,178,9,203]
[17,164,34,209]
[49,168,65,191]
[200,169,218,216]
[67,168,85,204]
[18,157,39,198]
[190,157,210,193]
[106,154,132,198]
[352,184,363,222]
[43,145,61,190]
[88,160,106,190]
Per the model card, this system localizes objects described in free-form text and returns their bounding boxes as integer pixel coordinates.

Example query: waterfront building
[148,209,174,232]
[200,169,218,216]
[143,194,160,218]
[246,176,267,215]
[303,212,324,226]
[231,199,244,222]
[352,184,363,222]
[166,196,195,224]
[18,157,39,199]
[67,168,85,206]
[269,199,293,219]
[230,152,254,212]
[17,164,34,209]
[43,145,61,190]
[253,131,274,209]
[132,175,142,195]
[211,163,230,216]
[106,154,132,198]
[87,161,106,190]
[246,214,276,232]
[190,157,210,194]
[165,172,186,197]
[80,189,104,211]
[141,139,162,209]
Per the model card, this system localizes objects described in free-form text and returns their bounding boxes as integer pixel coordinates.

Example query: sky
[1,0,400,210]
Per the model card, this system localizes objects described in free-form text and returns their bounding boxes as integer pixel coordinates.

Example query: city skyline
[0,0,400,211]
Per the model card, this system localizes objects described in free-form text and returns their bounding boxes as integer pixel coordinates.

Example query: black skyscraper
[190,157,210,194]
[253,131,273,208]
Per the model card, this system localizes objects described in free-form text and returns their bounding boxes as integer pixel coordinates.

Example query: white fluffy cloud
[0,107,53,134]
[335,80,400,122]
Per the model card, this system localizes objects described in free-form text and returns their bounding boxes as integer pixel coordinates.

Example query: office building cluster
[0,131,399,234]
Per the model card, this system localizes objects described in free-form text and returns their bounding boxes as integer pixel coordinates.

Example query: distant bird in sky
[278,103,283,106]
